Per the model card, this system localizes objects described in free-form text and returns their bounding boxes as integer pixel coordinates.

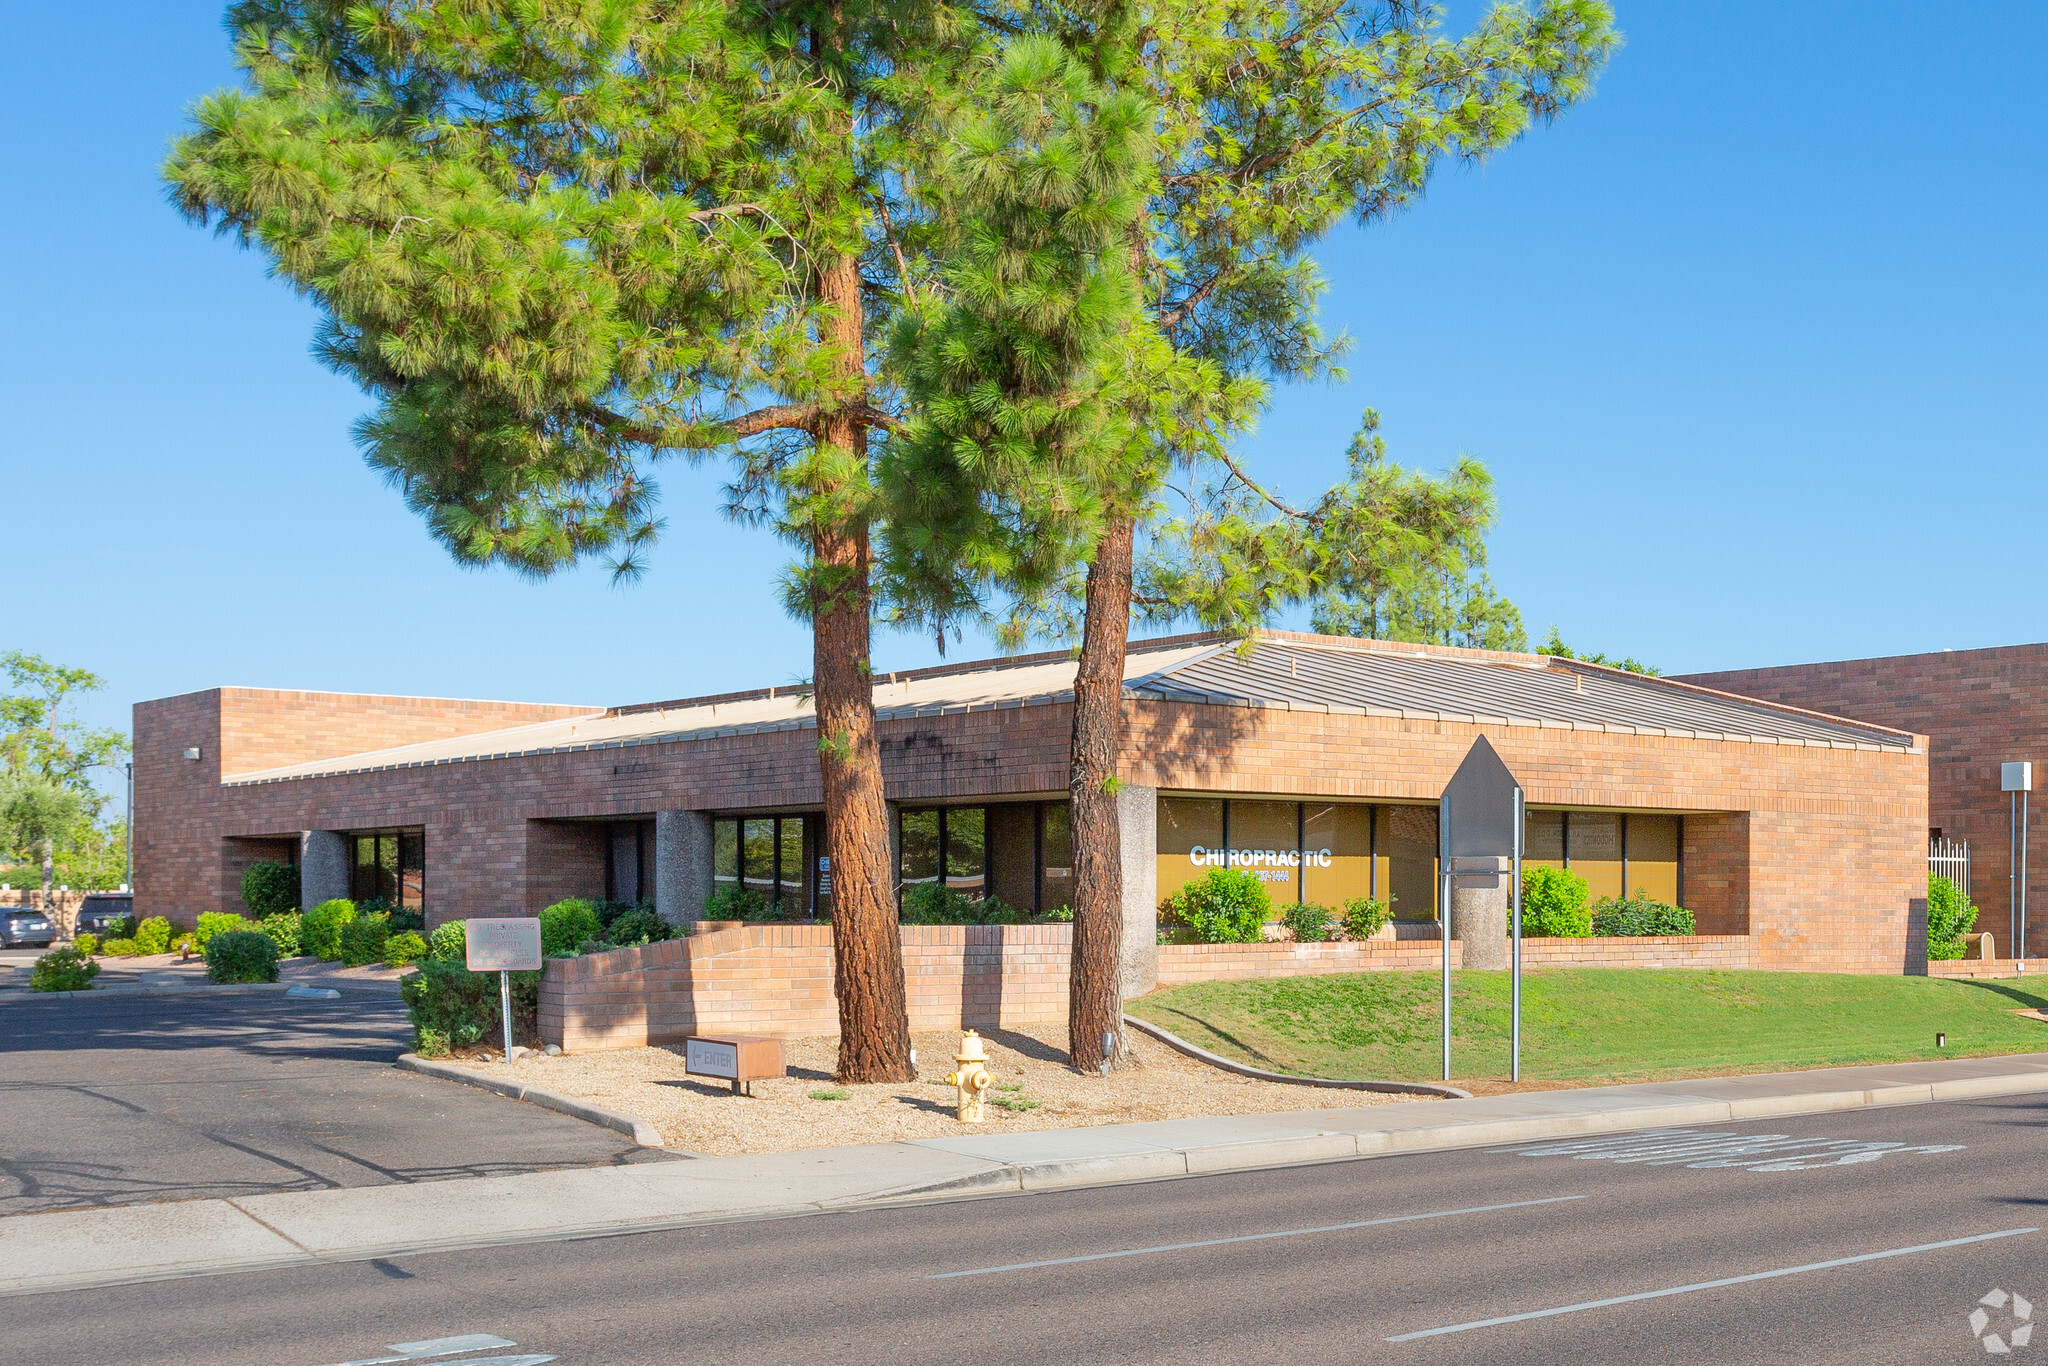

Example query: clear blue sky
[5,2,2045,752]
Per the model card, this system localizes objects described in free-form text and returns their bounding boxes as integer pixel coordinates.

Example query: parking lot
[0,988,676,1216]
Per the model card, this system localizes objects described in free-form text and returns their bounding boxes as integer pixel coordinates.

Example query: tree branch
[1213,446,1318,523]
[582,399,903,447]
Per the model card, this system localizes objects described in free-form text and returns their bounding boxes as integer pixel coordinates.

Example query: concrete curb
[8,1055,2048,1298]
[396,1053,666,1148]
[1123,1013,1471,1099]
[859,1073,2048,1205]
[0,981,297,1003]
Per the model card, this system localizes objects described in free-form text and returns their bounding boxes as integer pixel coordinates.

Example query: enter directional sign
[465,918,542,973]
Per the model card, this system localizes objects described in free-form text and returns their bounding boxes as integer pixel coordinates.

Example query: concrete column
[655,810,713,928]
[1117,783,1159,997]
[1449,856,1509,970]
[299,830,349,910]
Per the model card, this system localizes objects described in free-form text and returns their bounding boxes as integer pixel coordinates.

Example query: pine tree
[163,0,1026,1082]
[988,2,1617,1072]
[1307,412,1529,652]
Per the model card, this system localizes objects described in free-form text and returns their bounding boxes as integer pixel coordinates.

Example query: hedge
[400,959,539,1055]
[239,860,300,920]
[205,930,280,984]
[303,899,356,960]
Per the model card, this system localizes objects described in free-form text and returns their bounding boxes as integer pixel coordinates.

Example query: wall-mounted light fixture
[182,747,201,761]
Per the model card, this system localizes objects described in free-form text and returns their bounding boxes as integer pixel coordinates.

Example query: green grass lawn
[1127,969,2048,1086]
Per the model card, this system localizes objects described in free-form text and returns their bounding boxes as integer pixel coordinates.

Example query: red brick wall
[1123,702,1925,973]
[542,929,1760,1051]
[217,688,598,778]
[525,821,607,920]
[1679,646,2037,953]
[139,651,1927,968]
[133,688,596,926]
[539,924,1072,1051]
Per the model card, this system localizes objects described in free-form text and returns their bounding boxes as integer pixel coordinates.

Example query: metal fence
[1929,837,1970,895]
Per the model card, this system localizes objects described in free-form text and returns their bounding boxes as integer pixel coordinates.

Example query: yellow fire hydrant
[947,1030,994,1122]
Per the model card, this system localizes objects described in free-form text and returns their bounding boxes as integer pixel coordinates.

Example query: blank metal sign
[466,919,542,973]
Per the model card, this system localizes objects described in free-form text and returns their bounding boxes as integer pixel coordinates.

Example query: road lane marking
[1385,1226,2040,1341]
[1493,1127,1966,1172]
[315,1334,520,1366]
[927,1195,1588,1279]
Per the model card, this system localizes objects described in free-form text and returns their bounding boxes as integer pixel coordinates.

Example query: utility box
[685,1035,786,1095]
[2004,762,2034,793]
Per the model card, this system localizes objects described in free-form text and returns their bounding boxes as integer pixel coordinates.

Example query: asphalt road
[12,1092,2048,1365]
[0,990,671,1214]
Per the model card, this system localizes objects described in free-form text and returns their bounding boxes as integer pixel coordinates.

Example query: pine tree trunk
[1067,513,1136,1073]
[41,837,54,913]
[815,250,915,1084]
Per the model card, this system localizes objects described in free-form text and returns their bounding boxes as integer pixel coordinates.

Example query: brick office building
[134,631,1930,991]
[1681,642,2048,957]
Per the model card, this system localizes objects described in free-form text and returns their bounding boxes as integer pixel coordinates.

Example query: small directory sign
[466,918,543,973]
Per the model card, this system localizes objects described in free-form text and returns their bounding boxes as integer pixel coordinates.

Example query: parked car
[73,894,134,940]
[0,908,58,949]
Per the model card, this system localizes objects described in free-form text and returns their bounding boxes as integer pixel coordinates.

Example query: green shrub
[1591,893,1696,937]
[1520,866,1592,938]
[399,959,539,1053]
[704,884,769,920]
[205,929,280,984]
[427,919,468,961]
[1340,897,1392,941]
[900,885,1027,925]
[73,931,99,956]
[1041,904,1075,922]
[1163,869,1272,944]
[133,916,173,954]
[257,911,302,958]
[30,947,99,992]
[1928,874,1979,961]
[382,930,429,968]
[340,911,391,967]
[605,907,672,946]
[239,861,300,920]
[539,899,601,956]
[1283,901,1336,943]
[99,937,139,956]
[595,898,653,930]
[303,899,357,960]
[195,911,252,951]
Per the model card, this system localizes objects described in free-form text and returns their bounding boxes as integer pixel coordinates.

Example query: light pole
[124,760,134,893]
[2003,762,2032,962]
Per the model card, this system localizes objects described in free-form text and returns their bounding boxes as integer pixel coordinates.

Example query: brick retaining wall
[540,923,1074,1052]
[546,928,1762,1051]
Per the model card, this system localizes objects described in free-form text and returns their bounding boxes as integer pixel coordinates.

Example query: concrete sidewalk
[7,1052,2047,1298]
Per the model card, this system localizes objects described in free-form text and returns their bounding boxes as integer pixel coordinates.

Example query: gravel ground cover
[439,1025,1417,1155]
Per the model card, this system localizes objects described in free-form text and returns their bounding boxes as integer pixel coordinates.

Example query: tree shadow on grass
[1137,1008,1280,1068]
[1949,979,2048,1010]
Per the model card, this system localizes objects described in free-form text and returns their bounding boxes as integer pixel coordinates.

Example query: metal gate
[1929,836,1969,895]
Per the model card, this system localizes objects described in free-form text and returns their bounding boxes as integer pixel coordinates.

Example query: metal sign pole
[500,969,514,1063]
[1440,796,1452,1083]
[1512,786,1524,1084]
[2015,790,2021,963]
[2025,790,2031,962]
